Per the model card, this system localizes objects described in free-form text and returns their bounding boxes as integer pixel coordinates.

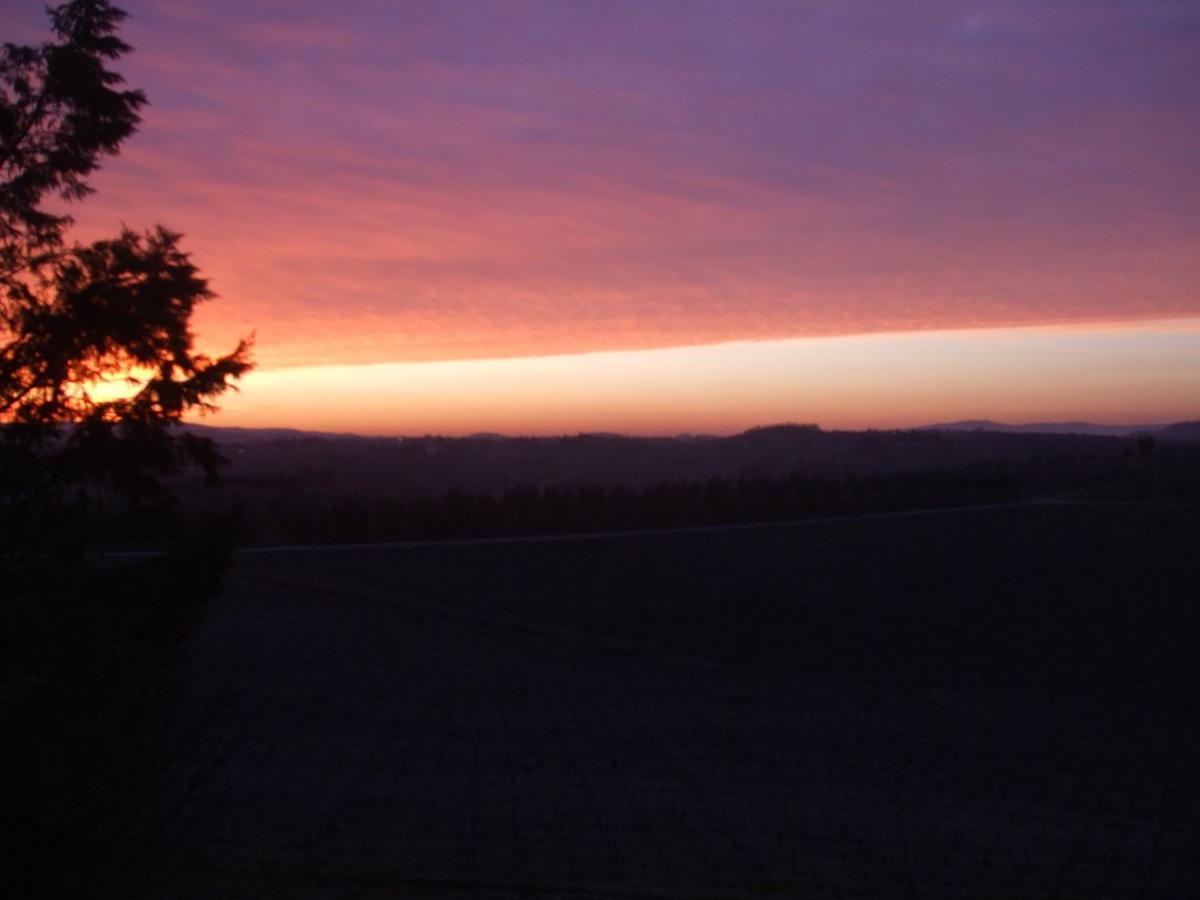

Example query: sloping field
[105,505,1199,897]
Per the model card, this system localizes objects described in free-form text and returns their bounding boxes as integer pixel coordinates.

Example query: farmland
[79,504,1200,896]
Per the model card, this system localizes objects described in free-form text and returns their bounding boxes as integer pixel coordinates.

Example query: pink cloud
[45,0,1200,368]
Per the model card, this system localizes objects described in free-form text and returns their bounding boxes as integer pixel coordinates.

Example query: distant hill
[162,419,1199,500]
[181,419,1200,448]
[918,420,1174,437]
[180,423,370,444]
[1157,421,1200,443]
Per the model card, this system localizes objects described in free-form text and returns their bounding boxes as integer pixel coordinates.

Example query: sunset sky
[11,0,1200,434]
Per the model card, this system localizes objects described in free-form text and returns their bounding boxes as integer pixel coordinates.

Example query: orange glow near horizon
[199,319,1200,436]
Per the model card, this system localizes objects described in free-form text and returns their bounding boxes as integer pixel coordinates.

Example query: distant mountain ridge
[181,423,369,443]
[916,420,1195,438]
[181,419,1200,444]
[159,418,1200,504]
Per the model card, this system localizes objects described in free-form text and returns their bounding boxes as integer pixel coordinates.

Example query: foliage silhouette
[194,431,1200,546]
[1,0,252,558]
[0,6,249,889]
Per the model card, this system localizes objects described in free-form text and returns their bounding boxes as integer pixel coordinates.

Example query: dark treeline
[181,422,1200,501]
[267,465,1020,544]
[169,439,1200,547]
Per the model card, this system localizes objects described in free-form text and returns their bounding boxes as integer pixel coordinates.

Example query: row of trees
[178,442,1197,546]
[228,464,1023,544]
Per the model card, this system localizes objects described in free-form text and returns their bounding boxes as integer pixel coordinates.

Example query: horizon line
[180,416,1198,442]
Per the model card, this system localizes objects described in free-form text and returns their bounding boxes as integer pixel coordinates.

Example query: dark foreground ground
[61,505,1200,897]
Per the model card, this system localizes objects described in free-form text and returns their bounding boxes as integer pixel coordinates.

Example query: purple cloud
[14,0,1197,366]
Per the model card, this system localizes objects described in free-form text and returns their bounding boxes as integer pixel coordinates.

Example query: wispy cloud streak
[11,0,1198,367]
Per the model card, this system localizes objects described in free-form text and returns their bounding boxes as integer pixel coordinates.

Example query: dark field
[97,504,1199,897]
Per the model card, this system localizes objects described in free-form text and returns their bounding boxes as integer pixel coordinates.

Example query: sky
[10,0,1200,433]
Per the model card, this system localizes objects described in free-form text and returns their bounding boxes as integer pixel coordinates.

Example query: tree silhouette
[1,0,251,557]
